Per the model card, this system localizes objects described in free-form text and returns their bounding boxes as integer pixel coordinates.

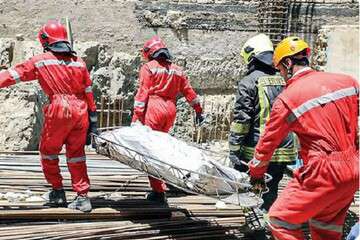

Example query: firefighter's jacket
[229,69,297,163]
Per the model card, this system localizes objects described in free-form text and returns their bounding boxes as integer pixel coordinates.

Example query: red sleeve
[83,66,97,112]
[132,65,152,123]
[181,75,202,114]
[254,98,293,162]
[0,59,37,88]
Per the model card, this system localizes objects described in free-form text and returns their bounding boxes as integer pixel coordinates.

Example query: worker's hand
[229,151,248,172]
[131,120,143,127]
[250,177,266,195]
[248,157,269,179]
[0,64,7,70]
[86,111,98,148]
[195,113,205,126]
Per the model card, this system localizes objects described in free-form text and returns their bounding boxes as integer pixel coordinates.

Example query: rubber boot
[42,189,67,207]
[146,191,167,205]
[68,195,92,213]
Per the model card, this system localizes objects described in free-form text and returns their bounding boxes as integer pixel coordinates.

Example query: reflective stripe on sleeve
[134,101,145,108]
[85,86,93,93]
[269,217,302,230]
[288,87,358,123]
[41,154,59,160]
[229,143,241,151]
[8,68,21,83]
[35,59,85,68]
[309,219,343,233]
[190,97,200,106]
[230,122,250,134]
[67,156,86,163]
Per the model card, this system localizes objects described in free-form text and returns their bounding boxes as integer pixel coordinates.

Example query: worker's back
[279,69,359,162]
[142,59,188,101]
[30,51,89,99]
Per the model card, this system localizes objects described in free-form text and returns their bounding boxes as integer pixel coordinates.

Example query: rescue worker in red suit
[248,36,359,240]
[132,36,204,204]
[0,20,98,212]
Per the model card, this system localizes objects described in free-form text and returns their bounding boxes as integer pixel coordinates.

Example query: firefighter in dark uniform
[229,34,297,212]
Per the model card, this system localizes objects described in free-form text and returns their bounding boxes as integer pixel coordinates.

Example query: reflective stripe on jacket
[0,52,96,112]
[132,59,201,122]
[255,69,359,164]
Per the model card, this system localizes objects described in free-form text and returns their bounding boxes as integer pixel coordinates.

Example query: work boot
[68,195,92,213]
[146,191,167,205]
[42,189,67,207]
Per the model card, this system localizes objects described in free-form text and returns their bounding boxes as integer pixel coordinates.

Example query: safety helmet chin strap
[281,60,294,79]
[281,56,309,79]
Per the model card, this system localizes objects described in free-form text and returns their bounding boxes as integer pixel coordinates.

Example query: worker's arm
[0,59,37,88]
[250,98,293,178]
[180,75,202,115]
[83,66,97,112]
[132,65,152,123]
[228,77,256,165]
[82,64,98,145]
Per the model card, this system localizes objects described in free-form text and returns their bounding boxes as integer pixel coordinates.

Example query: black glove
[250,177,266,195]
[195,113,205,126]
[86,111,98,147]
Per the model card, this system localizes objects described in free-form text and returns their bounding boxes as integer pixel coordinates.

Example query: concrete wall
[325,26,359,80]
[0,0,358,150]
[0,0,358,92]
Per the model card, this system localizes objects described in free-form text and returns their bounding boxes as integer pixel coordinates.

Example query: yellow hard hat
[273,36,310,67]
[240,33,274,65]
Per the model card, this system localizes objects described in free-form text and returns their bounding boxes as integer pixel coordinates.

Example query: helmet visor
[48,41,72,53]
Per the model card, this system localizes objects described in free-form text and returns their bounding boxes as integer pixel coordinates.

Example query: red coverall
[132,59,202,193]
[0,52,96,195]
[251,69,359,240]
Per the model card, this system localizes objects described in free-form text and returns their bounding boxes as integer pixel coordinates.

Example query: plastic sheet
[95,124,264,208]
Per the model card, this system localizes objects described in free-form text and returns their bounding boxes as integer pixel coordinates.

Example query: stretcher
[93,125,272,209]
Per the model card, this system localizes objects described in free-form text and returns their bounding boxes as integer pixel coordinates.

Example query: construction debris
[0,153,256,239]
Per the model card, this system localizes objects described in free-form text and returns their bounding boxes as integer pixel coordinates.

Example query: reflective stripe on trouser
[268,150,358,240]
[67,159,90,195]
[144,95,177,193]
[40,156,63,190]
[39,98,90,194]
[230,122,250,135]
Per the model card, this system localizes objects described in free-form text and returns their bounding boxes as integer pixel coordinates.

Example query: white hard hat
[240,33,274,66]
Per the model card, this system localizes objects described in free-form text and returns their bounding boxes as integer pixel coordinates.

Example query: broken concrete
[0,83,43,151]
[324,26,358,79]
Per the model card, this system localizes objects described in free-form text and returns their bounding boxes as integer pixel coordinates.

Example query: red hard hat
[141,36,167,60]
[38,20,69,48]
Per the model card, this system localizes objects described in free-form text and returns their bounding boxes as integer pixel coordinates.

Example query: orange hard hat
[273,36,311,67]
